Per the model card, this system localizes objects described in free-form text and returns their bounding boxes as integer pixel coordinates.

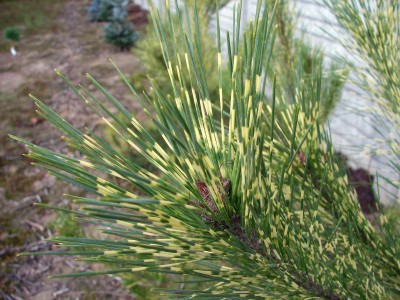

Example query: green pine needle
[12,0,400,299]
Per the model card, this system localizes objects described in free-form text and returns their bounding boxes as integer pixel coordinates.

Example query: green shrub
[87,0,114,22]
[103,21,139,50]
[101,0,139,50]
[3,27,20,42]
[14,0,400,299]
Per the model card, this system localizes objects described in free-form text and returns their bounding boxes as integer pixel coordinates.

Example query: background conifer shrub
[87,0,139,50]
[14,0,400,298]
[103,0,139,50]
[103,21,139,50]
[87,0,114,22]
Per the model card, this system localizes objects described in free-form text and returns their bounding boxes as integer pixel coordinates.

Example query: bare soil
[0,1,145,299]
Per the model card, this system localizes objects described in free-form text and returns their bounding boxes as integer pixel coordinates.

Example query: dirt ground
[0,1,147,299]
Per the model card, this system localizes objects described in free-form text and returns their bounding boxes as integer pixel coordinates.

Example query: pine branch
[12,0,400,298]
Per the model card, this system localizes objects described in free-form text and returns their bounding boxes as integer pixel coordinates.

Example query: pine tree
[103,21,139,50]
[87,0,114,22]
[103,0,139,50]
[14,0,400,298]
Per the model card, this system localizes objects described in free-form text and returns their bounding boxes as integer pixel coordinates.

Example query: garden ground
[0,0,146,298]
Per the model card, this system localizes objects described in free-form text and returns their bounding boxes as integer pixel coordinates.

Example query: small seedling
[3,27,20,56]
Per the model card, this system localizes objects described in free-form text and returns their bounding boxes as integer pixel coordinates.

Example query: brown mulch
[348,167,377,214]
